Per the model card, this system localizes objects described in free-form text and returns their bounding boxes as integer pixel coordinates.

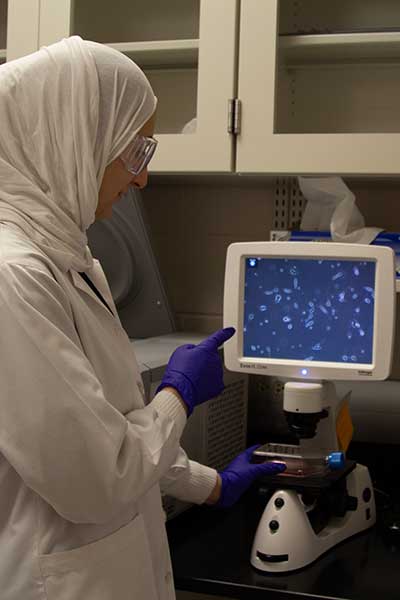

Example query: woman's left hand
[208,446,286,508]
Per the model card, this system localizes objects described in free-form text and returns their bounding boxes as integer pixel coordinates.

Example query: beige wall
[142,176,400,376]
[142,177,276,333]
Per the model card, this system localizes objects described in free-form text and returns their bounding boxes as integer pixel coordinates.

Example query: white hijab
[0,36,157,272]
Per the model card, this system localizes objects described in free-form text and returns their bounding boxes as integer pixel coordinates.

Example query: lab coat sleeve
[0,263,187,525]
[159,446,218,505]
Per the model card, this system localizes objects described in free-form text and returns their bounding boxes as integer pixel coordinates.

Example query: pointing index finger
[198,327,236,351]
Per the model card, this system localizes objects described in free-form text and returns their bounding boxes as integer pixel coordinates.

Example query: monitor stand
[250,381,376,573]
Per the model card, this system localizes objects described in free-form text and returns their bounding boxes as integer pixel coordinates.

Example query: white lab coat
[0,224,217,600]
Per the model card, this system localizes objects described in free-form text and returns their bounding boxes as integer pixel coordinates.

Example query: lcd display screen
[243,257,376,364]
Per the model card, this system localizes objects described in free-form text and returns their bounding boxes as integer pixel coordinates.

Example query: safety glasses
[120,134,158,176]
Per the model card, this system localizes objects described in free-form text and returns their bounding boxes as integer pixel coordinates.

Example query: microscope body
[284,380,341,455]
[251,380,376,573]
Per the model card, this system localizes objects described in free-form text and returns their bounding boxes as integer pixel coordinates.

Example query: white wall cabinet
[237,0,400,176]
[6,0,400,176]
[0,0,31,63]
[37,0,239,173]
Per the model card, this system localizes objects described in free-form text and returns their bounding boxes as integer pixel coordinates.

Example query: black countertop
[167,445,400,600]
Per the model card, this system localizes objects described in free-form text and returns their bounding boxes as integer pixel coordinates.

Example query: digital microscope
[223,241,396,572]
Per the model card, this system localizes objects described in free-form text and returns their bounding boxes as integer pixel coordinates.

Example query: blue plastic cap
[327,452,345,470]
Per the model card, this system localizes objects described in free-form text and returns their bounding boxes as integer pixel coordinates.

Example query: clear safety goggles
[120,134,158,176]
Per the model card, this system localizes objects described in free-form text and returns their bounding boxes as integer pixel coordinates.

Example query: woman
[0,37,283,600]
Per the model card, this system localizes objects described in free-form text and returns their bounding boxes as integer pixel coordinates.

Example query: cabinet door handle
[228,99,242,135]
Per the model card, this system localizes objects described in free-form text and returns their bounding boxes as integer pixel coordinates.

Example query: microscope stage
[258,460,356,493]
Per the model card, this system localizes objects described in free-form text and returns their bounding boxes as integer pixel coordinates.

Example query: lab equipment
[215,446,286,509]
[223,241,396,572]
[87,189,176,339]
[156,327,235,415]
[270,230,400,441]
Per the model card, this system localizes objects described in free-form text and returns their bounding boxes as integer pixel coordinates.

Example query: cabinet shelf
[280,32,400,66]
[106,39,199,68]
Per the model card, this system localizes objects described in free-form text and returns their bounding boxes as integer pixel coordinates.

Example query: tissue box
[270,230,400,292]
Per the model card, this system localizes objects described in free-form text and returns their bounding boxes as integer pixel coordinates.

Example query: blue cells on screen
[243,257,375,364]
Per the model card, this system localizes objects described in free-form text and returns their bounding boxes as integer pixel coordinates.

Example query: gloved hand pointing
[214,446,286,509]
[156,327,235,416]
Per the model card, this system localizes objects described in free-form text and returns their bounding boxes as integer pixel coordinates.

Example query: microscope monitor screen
[224,242,396,381]
[243,257,375,364]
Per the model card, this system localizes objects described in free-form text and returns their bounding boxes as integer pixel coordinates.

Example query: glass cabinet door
[237,0,400,175]
[39,0,239,173]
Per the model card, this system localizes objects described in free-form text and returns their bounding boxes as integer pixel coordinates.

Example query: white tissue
[298,177,382,244]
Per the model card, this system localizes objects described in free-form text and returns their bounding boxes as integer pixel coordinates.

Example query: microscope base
[251,463,375,573]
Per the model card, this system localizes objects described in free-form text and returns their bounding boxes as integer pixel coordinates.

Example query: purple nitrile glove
[215,445,286,509]
[156,327,236,416]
